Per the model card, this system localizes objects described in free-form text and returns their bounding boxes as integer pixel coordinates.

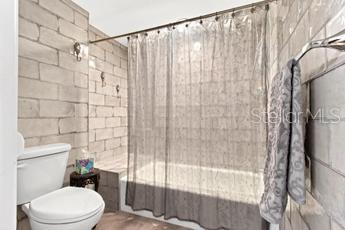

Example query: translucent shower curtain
[127,6,268,230]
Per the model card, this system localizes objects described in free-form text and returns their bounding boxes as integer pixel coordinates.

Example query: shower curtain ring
[265,4,270,11]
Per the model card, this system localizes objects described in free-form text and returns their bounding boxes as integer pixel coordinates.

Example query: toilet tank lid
[18,143,71,160]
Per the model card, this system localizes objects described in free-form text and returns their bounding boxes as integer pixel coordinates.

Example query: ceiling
[73,0,259,45]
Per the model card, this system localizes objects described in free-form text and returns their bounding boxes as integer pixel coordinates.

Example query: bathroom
[1,0,345,229]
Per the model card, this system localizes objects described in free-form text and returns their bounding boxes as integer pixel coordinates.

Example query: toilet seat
[23,186,104,224]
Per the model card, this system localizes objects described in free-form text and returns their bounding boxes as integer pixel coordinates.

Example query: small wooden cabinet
[70,168,100,192]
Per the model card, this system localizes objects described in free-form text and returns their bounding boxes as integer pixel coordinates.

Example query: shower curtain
[127,6,268,230]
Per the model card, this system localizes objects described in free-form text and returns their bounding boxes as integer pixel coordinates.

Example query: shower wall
[88,26,128,164]
[18,0,89,176]
[268,0,345,229]
[17,1,129,228]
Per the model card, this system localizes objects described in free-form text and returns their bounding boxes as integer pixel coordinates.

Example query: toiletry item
[75,158,94,174]
[75,149,94,175]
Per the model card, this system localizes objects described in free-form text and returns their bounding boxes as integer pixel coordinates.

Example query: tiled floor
[96,212,189,230]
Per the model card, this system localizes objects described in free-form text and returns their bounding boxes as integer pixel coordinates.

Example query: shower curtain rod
[89,0,275,44]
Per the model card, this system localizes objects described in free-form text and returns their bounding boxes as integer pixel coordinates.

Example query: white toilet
[17,143,105,230]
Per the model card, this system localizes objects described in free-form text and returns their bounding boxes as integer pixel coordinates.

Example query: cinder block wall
[268,0,345,229]
[88,26,128,163]
[18,0,90,181]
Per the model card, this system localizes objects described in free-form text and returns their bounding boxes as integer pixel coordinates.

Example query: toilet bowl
[17,142,105,230]
[22,187,104,230]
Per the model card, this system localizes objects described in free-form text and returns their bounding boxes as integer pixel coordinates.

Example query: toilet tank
[17,143,71,205]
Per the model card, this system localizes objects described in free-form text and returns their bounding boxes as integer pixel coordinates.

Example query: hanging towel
[259,59,306,224]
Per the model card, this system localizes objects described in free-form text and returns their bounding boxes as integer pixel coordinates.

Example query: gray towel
[259,59,306,224]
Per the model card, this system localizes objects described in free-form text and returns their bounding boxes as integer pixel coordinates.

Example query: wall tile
[74,132,88,148]
[19,37,58,65]
[114,66,128,78]
[19,17,39,40]
[40,133,74,146]
[89,117,106,129]
[96,106,113,117]
[300,191,331,230]
[40,100,75,118]
[24,137,41,147]
[19,57,39,79]
[113,127,127,138]
[96,128,113,140]
[326,6,345,67]
[89,130,96,142]
[272,1,345,229]
[105,138,121,150]
[59,117,87,133]
[59,51,89,74]
[75,103,88,117]
[106,51,120,66]
[18,118,58,138]
[105,96,120,106]
[39,27,74,53]
[114,107,127,117]
[59,19,88,42]
[299,29,327,81]
[328,121,345,175]
[90,44,105,60]
[332,220,345,230]
[19,0,58,30]
[39,0,74,22]
[19,77,58,100]
[89,93,105,105]
[40,63,74,85]
[18,0,90,186]
[59,85,88,103]
[61,0,89,17]
[105,117,121,128]
[307,119,330,164]
[74,72,88,88]
[74,11,88,30]
[312,160,345,227]
[290,202,309,230]
[18,99,39,118]
[89,68,102,82]
[309,0,330,38]
[310,64,345,119]
[89,140,105,153]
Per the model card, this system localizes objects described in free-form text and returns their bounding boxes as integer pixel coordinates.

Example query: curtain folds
[127,6,269,230]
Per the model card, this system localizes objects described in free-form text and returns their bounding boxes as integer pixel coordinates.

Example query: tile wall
[268,0,345,229]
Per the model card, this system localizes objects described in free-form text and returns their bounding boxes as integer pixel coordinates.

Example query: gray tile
[310,64,345,119]
[307,119,330,164]
[311,160,345,227]
[290,202,309,230]
[300,192,331,230]
[332,219,345,230]
[329,121,345,175]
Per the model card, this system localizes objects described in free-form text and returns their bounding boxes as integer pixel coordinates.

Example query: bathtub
[118,161,277,230]
[120,174,203,229]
